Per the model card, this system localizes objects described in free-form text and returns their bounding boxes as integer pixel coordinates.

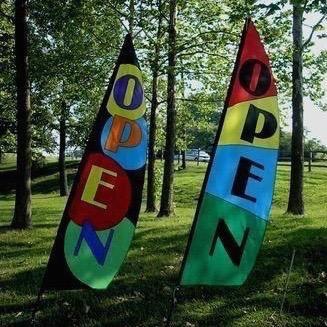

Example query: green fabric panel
[64,218,135,289]
[181,193,266,286]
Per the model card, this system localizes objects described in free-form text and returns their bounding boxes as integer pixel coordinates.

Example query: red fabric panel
[228,21,277,107]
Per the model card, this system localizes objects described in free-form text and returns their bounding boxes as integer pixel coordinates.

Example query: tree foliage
[0,0,326,219]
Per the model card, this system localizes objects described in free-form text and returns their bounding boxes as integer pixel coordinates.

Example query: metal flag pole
[31,287,44,324]
[280,249,296,315]
[165,286,180,327]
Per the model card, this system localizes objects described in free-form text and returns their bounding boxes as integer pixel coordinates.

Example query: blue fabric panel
[206,145,278,220]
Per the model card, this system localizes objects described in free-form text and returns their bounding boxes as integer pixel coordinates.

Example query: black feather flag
[41,34,147,291]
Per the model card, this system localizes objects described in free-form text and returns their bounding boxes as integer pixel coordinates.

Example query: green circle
[64,218,135,289]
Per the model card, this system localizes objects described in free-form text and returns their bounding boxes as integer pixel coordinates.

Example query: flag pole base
[165,285,180,327]
[31,289,44,325]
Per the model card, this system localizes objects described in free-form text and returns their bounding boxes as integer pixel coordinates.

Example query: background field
[0,160,326,326]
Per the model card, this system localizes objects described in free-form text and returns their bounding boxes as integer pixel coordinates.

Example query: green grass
[0,161,326,326]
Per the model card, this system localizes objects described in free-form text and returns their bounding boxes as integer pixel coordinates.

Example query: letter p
[241,104,277,144]
[105,116,141,152]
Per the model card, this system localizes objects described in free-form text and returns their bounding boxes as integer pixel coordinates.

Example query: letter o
[107,64,146,120]
[239,59,271,96]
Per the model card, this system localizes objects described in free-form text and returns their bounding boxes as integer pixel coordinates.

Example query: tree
[251,0,326,215]
[287,1,305,214]
[287,0,326,215]
[280,129,326,156]
[11,0,32,229]
[146,0,164,212]
[59,99,68,196]
[129,0,135,35]
[118,1,267,215]
[29,0,122,192]
[157,0,177,217]
[0,2,16,163]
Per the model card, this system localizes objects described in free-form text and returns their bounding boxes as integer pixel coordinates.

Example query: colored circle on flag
[107,64,146,120]
[113,75,143,110]
[64,218,135,289]
[239,59,271,96]
[100,116,147,170]
[68,153,132,230]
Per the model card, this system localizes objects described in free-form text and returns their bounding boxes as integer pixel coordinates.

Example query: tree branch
[144,94,152,102]
[302,0,310,12]
[134,23,157,43]
[303,14,326,49]
[177,29,238,53]
[106,2,128,19]
[177,50,228,59]
[181,69,230,76]
[106,2,130,34]
[176,97,224,104]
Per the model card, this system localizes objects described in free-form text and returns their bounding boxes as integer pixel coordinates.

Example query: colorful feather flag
[179,19,279,286]
[41,34,147,290]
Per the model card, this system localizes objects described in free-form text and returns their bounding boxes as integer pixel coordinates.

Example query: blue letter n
[74,221,115,266]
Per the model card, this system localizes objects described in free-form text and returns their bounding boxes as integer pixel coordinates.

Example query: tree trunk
[181,149,186,169]
[59,100,68,196]
[180,66,187,170]
[158,0,177,217]
[145,69,158,212]
[287,3,304,215]
[146,6,163,212]
[11,0,32,229]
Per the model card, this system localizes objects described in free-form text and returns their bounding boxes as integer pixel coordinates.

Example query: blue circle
[101,117,148,170]
[113,75,143,110]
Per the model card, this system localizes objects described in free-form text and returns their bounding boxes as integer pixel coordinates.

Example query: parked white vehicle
[175,149,210,162]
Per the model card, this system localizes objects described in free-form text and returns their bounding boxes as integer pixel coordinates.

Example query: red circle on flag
[68,152,131,230]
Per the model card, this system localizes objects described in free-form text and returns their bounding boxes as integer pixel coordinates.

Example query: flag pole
[280,249,296,315]
[165,286,180,327]
[31,287,44,324]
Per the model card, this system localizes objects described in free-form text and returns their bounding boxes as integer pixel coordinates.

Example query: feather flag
[41,35,147,290]
[179,19,279,286]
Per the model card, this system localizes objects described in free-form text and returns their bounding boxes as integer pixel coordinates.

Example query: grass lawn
[0,160,326,326]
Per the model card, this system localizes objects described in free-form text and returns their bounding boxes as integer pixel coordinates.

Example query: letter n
[210,219,250,266]
[74,221,115,266]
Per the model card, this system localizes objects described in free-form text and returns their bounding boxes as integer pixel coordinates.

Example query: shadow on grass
[0,225,12,233]
[176,225,327,326]
[1,266,171,327]
[0,161,78,195]
[31,172,76,195]
[0,220,326,326]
